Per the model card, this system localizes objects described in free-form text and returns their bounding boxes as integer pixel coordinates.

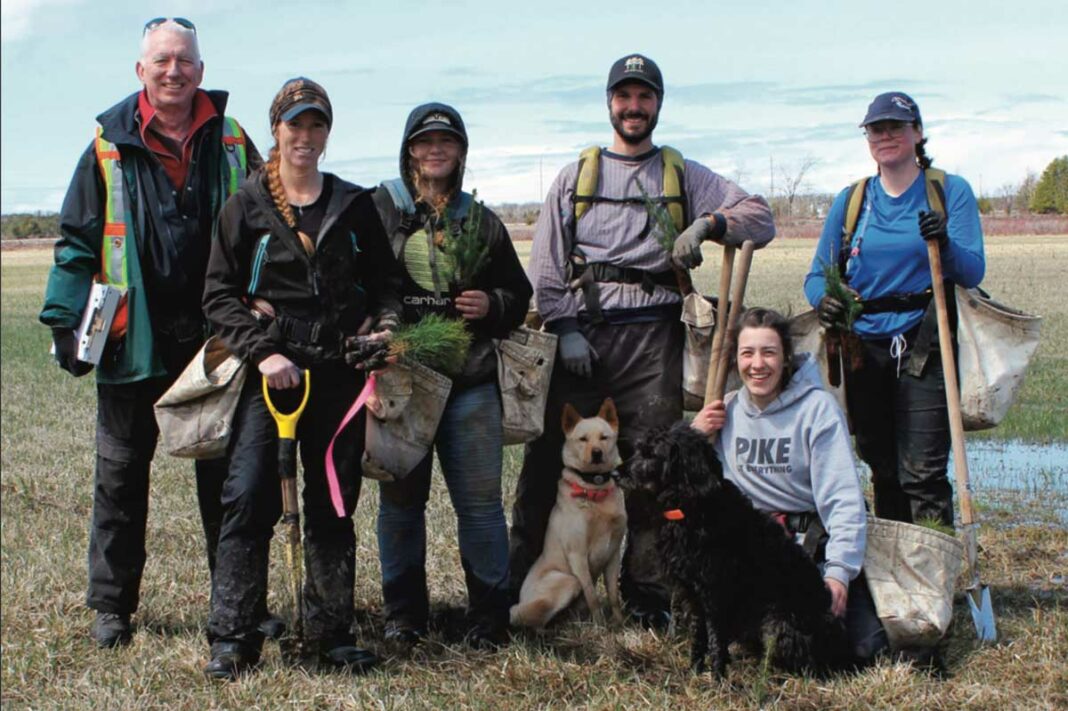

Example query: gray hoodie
[714,353,866,586]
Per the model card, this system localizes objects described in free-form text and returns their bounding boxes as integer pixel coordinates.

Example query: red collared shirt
[137,89,218,193]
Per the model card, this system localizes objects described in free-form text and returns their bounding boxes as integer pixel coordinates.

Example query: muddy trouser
[782,515,889,663]
[377,382,509,633]
[509,318,683,616]
[87,333,225,616]
[207,362,365,655]
[845,331,954,527]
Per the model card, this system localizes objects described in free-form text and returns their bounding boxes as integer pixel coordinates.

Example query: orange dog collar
[663,509,685,521]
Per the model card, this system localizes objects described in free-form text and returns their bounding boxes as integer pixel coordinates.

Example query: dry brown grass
[3,244,1066,710]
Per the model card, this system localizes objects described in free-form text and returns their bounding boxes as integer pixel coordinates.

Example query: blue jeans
[377,382,509,630]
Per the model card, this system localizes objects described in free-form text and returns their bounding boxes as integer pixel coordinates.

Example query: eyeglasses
[143,17,196,35]
[863,122,909,139]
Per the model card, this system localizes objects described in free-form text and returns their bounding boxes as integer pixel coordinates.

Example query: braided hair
[914,125,933,169]
[265,144,317,256]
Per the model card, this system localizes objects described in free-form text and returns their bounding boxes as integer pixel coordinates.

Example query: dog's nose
[591,449,603,463]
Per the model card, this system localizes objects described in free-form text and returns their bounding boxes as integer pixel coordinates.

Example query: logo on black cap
[624,56,645,73]
[891,96,914,112]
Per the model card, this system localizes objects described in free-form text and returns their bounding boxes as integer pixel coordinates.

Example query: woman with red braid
[201,77,402,680]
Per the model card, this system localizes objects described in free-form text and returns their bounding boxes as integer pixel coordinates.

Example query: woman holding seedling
[692,307,888,663]
[803,92,985,528]
[372,103,532,649]
[201,78,401,679]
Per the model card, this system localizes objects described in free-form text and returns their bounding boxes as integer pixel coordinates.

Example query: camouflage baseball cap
[269,77,333,128]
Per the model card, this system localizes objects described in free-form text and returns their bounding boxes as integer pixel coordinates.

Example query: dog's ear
[561,403,582,435]
[598,398,619,432]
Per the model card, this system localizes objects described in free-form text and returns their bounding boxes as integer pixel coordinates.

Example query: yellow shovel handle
[262,371,311,439]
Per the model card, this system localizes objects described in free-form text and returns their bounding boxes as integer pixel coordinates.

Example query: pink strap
[325,372,376,517]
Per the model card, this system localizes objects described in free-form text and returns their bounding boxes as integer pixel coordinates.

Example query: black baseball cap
[606,53,663,96]
[860,91,922,127]
[407,110,467,145]
[270,77,333,128]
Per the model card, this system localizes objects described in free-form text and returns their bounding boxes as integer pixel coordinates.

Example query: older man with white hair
[40,18,259,648]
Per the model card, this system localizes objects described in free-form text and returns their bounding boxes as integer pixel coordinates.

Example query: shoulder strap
[842,177,868,246]
[660,145,686,232]
[924,168,947,218]
[220,116,249,197]
[573,146,601,222]
[381,178,416,215]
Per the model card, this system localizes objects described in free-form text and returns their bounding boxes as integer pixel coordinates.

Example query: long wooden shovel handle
[712,241,756,399]
[704,245,736,404]
[927,242,975,528]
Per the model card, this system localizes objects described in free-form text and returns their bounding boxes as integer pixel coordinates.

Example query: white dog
[510,398,626,628]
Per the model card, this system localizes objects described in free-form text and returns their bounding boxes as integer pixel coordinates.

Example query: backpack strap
[572,146,601,222]
[660,145,687,232]
[381,178,416,215]
[839,177,868,274]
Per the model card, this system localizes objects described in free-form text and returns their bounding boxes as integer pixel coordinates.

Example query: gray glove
[671,215,725,269]
[559,331,598,378]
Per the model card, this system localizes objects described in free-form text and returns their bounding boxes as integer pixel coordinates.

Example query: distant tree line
[1,212,60,239]
[4,157,1067,239]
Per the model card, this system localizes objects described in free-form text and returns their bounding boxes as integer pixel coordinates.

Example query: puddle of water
[953,439,1067,493]
[854,440,1067,494]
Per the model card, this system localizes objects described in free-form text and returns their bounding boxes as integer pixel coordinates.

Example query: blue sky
[2,0,1066,212]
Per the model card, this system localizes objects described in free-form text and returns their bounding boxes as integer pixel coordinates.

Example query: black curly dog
[619,422,857,678]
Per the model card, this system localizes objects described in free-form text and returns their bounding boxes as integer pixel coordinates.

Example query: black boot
[321,644,378,674]
[204,641,259,681]
[91,612,132,649]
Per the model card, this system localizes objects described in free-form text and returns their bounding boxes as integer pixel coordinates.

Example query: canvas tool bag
[496,326,557,445]
[863,516,963,650]
[788,309,849,414]
[955,286,1041,431]
[155,336,247,459]
[681,292,715,411]
[362,359,452,481]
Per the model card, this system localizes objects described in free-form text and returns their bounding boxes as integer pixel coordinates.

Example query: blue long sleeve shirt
[804,171,985,338]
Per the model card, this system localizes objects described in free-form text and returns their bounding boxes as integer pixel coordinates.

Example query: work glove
[817,287,860,331]
[372,312,401,334]
[559,331,599,378]
[918,210,948,248]
[342,335,391,371]
[671,216,718,270]
[52,327,93,377]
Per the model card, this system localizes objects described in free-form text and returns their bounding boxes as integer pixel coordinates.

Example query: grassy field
[2,239,1066,709]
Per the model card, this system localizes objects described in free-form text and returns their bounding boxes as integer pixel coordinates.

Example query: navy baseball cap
[860,92,922,127]
[607,53,663,96]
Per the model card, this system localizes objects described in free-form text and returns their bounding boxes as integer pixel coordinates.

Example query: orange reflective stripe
[93,127,128,290]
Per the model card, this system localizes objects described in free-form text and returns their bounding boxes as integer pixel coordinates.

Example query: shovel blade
[967,585,997,643]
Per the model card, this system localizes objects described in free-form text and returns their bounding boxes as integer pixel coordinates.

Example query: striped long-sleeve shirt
[529,146,775,329]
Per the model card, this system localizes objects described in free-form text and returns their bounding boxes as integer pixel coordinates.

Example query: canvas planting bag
[681,292,715,411]
[496,326,557,445]
[955,286,1041,431]
[362,359,452,482]
[863,517,963,650]
[155,336,247,459]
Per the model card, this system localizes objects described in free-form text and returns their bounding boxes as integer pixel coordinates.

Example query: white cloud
[0,0,82,43]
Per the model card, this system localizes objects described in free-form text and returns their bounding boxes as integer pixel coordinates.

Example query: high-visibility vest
[93,116,249,337]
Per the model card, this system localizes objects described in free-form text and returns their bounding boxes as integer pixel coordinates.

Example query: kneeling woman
[202,78,401,678]
[373,103,532,648]
[692,308,887,663]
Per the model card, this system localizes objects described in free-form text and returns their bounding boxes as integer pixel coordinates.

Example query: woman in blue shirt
[803,92,985,528]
